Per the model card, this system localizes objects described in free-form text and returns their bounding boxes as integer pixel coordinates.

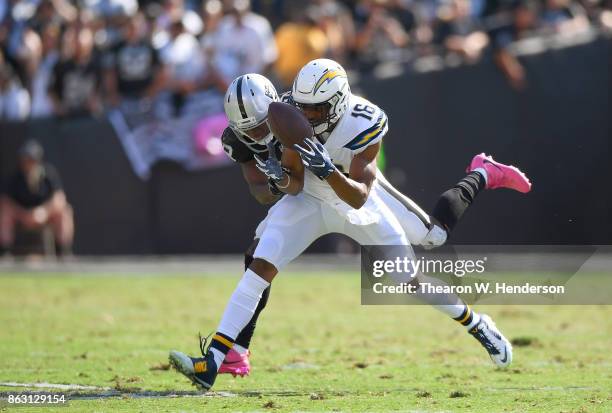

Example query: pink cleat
[218,349,251,377]
[467,153,532,193]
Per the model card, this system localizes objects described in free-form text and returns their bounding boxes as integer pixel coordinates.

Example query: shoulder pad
[222,127,255,163]
[344,97,389,150]
[222,127,282,163]
[343,108,388,151]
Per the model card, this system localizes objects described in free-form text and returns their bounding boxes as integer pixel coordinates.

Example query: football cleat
[469,314,513,368]
[169,334,218,391]
[219,349,251,377]
[467,153,532,193]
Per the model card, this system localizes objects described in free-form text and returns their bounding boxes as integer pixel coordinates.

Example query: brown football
[267,102,313,147]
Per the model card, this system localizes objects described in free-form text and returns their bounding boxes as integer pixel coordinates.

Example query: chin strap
[259,133,274,145]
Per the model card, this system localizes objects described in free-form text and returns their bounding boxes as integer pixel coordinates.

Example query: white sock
[473,167,488,185]
[414,275,465,313]
[213,269,269,365]
[431,303,466,319]
[232,344,249,355]
[413,274,480,328]
[465,311,481,329]
[210,348,226,367]
[433,303,480,330]
[208,270,269,369]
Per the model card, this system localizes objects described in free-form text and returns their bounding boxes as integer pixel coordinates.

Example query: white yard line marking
[0,383,236,399]
[0,382,110,391]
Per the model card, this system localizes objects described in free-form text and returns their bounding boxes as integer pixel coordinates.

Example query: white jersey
[301,94,388,222]
[252,94,419,270]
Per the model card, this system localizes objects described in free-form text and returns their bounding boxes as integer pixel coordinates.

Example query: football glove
[268,178,283,196]
[294,138,336,180]
[254,142,285,182]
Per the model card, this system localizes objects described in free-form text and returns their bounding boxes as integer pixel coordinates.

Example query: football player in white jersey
[169,60,531,391]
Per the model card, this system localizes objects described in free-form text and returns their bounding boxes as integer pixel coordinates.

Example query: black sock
[432,172,485,232]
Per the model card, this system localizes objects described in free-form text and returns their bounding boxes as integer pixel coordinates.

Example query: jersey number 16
[351,104,375,121]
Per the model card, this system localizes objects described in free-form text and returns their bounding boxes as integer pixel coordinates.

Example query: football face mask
[295,101,331,133]
[242,120,272,142]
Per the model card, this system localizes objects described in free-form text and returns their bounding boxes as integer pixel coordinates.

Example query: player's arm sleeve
[222,127,255,163]
[343,110,388,155]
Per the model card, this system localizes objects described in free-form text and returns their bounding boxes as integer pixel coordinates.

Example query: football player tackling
[169,60,531,391]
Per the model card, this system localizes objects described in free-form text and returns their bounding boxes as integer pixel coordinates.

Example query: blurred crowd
[1,0,611,120]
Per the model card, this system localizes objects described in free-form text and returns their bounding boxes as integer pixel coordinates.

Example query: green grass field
[1,272,610,412]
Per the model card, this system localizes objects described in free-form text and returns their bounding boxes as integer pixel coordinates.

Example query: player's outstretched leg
[218,240,271,377]
[431,153,532,233]
[380,153,531,248]
[169,260,275,391]
[218,286,270,377]
[219,288,270,378]
[435,302,512,368]
[413,276,512,368]
[431,171,485,233]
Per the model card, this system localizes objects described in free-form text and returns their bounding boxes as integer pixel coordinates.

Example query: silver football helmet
[224,73,279,145]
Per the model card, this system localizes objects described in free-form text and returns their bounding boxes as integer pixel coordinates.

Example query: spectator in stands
[274,7,328,88]
[201,0,224,35]
[26,0,77,38]
[84,0,137,20]
[200,1,235,85]
[353,0,410,69]
[50,26,102,116]
[210,0,277,81]
[579,0,612,29]
[408,1,440,56]
[249,0,285,27]
[30,23,60,117]
[0,0,610,118]
[310,0,356,64]
[103,12,168,108]
[597,1,612,30]
[229,0,278,68]
[488,0,538,90]
[154,0,203,37]
[1,13,42,90]
[433,0,489,62]
[29,0,77,30]
[158,15,206,114]
[0,63,30,120]
[540,0,590,33]
[0,140,74,257]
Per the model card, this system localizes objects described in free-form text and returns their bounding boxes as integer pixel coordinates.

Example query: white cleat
[469,314,513,368]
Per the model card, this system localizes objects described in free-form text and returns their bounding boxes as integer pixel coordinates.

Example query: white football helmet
[292,58,350,135]
[224,73,279,144]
